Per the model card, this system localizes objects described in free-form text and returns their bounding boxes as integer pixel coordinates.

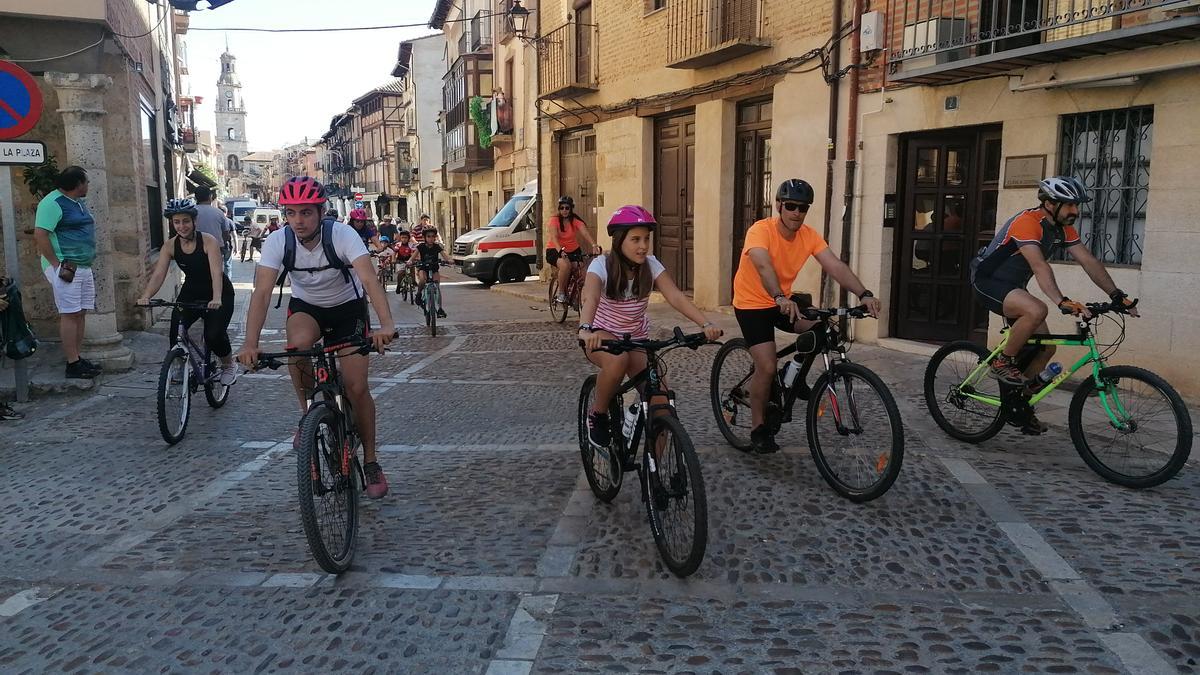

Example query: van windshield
[485,195,532,228]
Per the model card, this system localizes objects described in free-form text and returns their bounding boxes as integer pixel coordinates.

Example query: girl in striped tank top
[578,205,723,449]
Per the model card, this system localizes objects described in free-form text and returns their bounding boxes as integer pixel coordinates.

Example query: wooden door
[894,127,1002,343]
[575,3,593,86]
[558,127,598,240]
[733,98,773,283]
[654,112,696,290]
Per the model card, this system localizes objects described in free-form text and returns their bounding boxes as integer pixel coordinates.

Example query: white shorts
[43,264,96,314]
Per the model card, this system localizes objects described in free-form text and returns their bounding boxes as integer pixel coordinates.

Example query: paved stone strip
[398,335,468,377]
[74,438,293,569]
[537,473,596,578]
[376,443,575,454]
[486,593,560,675]
[934,454,1176,674]
[0,587,60,618]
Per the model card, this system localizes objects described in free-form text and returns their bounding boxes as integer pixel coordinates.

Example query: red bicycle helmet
[278,176,327,205]
[348,207,368,221]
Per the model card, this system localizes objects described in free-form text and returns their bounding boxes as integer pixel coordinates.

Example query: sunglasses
[781,202,810,213]
[558,206,571,210]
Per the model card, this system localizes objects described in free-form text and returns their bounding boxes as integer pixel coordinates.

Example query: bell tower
[215,44,249,186]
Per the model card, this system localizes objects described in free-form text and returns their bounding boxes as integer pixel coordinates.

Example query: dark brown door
[558,127,598,240]
[575,3,593,85]
[895,126,1002,343]
[733,98,772,284]
[655,112,696,290]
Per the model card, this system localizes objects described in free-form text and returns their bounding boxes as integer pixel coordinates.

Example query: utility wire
[190,9,512,33]
[2,7,167,63]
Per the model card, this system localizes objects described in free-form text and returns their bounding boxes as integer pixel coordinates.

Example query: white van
[251,207,282,230]
[452,180,539,286]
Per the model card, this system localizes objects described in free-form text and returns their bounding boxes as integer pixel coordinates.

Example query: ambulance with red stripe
[452,180,539,286]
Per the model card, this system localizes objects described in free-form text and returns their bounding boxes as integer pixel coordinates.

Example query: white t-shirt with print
[586,254,666,339]
[258,223,367,307]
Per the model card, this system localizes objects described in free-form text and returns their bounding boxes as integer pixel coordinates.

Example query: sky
[184,0,440,151]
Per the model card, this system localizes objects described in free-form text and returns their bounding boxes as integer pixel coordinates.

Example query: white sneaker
[219,363,239,386]
[555,294,567,303]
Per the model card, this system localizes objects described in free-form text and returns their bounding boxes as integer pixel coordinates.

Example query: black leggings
[171,285,235,358]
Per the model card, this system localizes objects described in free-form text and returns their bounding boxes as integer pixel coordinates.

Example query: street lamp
[508,0,531,37]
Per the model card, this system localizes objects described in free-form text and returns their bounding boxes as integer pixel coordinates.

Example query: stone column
[44,72,133,370]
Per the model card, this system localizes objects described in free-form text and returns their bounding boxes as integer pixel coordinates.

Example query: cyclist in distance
[347,208,382,252]
[577,205,722,449]
[237,177,396,499]
[548,195,602,304]
[732,179,881,454]
[415,227,452,318]
[136,198,238,386]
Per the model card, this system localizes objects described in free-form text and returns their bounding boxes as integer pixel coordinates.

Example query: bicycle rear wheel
[577,375,623,502]
[807,362,904,502]
[548,275,568,324]
[1068,365,1192,489]
[296,402,359,574]
[924,341,1006,443]
[709,338,756,451]
[644,414,707,577]
[204,354,230,408]
[156,347,191,445]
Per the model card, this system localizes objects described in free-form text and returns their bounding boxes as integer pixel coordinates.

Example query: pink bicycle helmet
[278,176,327,205]
[348,207,368,221]
[607,205,657,236]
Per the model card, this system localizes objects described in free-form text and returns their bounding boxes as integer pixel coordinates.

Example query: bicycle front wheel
[156,348,191,445]
[204,355,230,408]
[924,341,1006,443]
[548,275,568,324]
[709,338,756,451]
[577,375,623,502]
[428,285,439,337]
[1068,365,1192,489]
[644,415,708,577]
[808,362,904,502]
[296,402,359,574]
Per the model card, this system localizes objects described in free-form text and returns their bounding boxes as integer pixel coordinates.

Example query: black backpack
[0,279,38,361]
[274,220,356,307]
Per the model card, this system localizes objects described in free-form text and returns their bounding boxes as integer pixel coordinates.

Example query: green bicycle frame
[956,328,1132,429]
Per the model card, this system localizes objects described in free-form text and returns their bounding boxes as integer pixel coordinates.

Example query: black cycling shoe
[1020,413,1050,436]
[749,425,780,454]
[587,412,611,449]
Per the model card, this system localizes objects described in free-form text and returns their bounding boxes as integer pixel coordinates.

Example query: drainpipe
[838,0,864,307]
[821,0,843,251]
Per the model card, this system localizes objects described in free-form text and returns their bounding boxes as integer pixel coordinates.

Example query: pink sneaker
[363,461,389,499]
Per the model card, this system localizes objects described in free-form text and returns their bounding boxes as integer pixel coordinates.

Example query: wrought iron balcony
[181,127,198,152]
[539,20,598,99]
[887,0,1200,84]
[666,0,769,69]
[458,12,494,56]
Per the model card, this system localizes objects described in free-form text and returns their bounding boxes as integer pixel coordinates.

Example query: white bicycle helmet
[1037,176,1091,204]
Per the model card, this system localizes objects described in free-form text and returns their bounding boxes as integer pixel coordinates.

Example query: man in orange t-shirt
[732,178,881,454]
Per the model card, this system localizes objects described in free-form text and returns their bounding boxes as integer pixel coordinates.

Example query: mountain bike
[548,250,598,324]
[395,261,417,304]
[418,261,451,336]
[254,334,391,574]
[142,299,231,445]
[372,251,395,286]
[710,305,904,502]
[924,301,1192,488]
[578,327,712,577]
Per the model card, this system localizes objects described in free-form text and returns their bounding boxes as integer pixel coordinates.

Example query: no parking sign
[0,61,43,141]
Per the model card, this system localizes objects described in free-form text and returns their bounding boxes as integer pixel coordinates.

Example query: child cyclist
[415,227,452,317]
[577,205,722,448]
[388,229,415,294]
[136,198,239,386]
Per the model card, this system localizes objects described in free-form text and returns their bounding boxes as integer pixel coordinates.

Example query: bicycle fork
[814,354,864,436]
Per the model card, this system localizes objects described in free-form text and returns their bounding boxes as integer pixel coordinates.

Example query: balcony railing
[666,0,769,69]
[887,0,1200,84]
[181,127,198,152]
[458,13,494,56]
[539,20,598,99]
[496,0,516,43]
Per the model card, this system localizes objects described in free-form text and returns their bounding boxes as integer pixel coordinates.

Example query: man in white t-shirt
[237,177,396,499]
[243,216,266,262]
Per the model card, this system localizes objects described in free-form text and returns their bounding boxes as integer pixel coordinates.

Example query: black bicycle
[142,299,231,445]
[578,327,712,577]
[255,334,387,574]
[710,305,904,502]
[418,261,451,336]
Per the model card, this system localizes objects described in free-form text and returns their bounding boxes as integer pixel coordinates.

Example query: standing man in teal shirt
[33,166,101,379]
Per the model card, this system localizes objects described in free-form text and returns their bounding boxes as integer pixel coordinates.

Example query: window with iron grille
[1057,106,1152,265]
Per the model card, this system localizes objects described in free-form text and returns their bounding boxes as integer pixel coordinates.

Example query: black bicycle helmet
[163,198,198,219]
[557,195,574,209]
[1037,176,1091,204]
[776,178,815,204]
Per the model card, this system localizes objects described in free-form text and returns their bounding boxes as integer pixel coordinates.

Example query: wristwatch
[773,293,789,303]
[859,290,875,299]
[578,323,594,332]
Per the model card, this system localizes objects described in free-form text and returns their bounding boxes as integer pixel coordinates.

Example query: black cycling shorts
[546,248,582,266]
[734,293,811,347]
[287,297,370,345]
[972,275,1024,318]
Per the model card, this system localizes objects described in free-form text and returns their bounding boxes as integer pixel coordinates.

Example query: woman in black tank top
[136,201,238,384]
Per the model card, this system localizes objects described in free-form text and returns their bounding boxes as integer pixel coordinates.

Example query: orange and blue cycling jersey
[970,208,1080,286]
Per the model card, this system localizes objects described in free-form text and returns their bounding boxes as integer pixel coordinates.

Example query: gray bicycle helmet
[1037,176,1091,204]
[163,198,198,219]
[776,178,815,204]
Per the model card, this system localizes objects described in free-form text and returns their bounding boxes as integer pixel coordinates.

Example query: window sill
[644,7,666,18]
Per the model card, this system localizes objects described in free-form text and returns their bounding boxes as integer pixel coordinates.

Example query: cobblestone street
[0,260,1196,674]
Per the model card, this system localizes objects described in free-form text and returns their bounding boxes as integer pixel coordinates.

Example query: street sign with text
[0,140,46,166]
[0,62,43,140]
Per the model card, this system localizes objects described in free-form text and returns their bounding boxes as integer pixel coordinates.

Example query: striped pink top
[587,254,665,340]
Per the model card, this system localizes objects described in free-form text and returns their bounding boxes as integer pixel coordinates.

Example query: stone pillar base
[82,311,133,371]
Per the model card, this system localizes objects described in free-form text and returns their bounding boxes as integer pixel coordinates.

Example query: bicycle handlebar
[594,326,713,355]
[1060,300,1137,318]
[138,299,211,311]
[800,305,870,321]
[252,331,400,370]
